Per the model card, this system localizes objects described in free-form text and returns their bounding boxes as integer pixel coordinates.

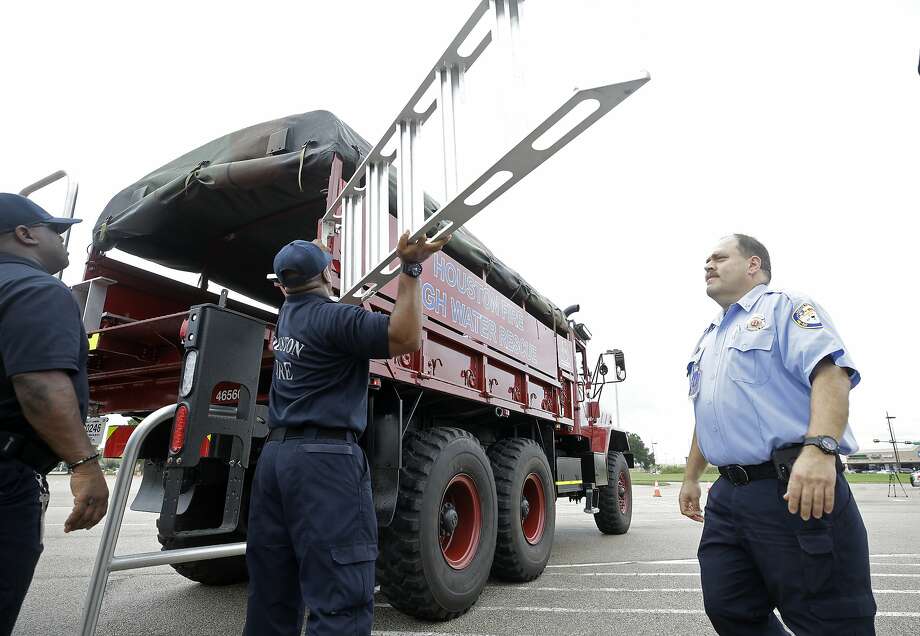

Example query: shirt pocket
[726,328,775,385]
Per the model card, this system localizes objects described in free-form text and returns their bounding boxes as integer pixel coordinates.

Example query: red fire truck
[66,1,648,623]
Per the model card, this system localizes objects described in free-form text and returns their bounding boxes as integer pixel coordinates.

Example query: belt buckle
[727,465,750,486]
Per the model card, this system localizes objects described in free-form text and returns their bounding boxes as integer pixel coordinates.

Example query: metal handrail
[19,170,80,258]
[78,404,247,635]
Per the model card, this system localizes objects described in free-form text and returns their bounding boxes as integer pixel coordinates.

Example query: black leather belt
[718,461,778,486]
[268,426,354,443]
[719,454,844,486]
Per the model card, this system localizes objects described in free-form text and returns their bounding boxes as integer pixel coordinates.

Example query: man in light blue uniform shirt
[679,234,876,635]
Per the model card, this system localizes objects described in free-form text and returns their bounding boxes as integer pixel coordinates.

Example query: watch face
[821,437,836,451]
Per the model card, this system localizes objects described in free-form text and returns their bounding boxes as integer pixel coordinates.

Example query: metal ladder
[320,0,649,304]
[78,405,249,636]
[19,170,79,279]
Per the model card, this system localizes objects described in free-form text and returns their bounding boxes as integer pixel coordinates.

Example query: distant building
[845,445,920,472]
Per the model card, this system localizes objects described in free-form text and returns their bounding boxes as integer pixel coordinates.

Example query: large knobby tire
[378,427,497,621]
[157,532,248,585]
[594,451,632,535]
[488,438,555,582]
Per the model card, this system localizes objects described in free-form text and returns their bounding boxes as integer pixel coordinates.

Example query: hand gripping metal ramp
[320,0,649,304]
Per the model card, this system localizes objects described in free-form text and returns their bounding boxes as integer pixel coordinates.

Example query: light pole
[651,441,658,472]
[873,412,915,498]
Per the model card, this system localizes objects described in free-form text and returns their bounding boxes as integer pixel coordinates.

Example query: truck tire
[157,532,248,585]
[594,451,632,535]
[378,427,497,621]
[488,438,555,582]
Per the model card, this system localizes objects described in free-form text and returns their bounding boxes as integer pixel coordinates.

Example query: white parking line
[548,559,698,568]
[484,607,706,615]
[375,603,920,619]
[498,586,920,595]
[373,632,498,636]
[549,555,920,569]
[542,572,920,578]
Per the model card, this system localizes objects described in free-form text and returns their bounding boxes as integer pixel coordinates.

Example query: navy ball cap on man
[273,240,332,287]
[0,193,81,234]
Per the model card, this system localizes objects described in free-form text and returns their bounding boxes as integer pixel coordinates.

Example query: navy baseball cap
[273,240,333,286]
[0,193,81,234]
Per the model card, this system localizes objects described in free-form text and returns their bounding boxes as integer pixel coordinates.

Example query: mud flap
[131,460,193,515]
[368,406,401,527]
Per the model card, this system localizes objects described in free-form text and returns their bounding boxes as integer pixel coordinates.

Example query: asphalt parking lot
[14,476,920,635]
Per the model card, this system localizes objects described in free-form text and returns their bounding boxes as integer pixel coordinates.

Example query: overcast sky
[3,0,919,463]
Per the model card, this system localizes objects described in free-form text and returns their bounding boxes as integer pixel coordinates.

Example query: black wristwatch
[803,435,840,455]
[401,260,423,278]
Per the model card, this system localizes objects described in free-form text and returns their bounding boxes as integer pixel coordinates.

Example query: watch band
[401,261,423,278]
[803,436,839,455]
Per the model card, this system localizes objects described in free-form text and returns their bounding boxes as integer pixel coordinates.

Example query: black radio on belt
[771,445,802,482]
[0,431,60,474]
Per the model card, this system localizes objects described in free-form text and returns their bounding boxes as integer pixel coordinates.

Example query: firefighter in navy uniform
[244,231,448,636]
[680,234,876,635]
[0,194,109,636]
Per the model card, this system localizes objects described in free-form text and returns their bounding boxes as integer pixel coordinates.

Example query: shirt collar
[708,284,769,328]
[0,252,47,272]
[283,290,332,304]
[736,284,769,312]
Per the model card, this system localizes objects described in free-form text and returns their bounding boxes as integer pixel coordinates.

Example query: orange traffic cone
[653,481,662,497]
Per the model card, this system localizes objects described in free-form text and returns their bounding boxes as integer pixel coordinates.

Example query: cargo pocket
[797,531,835,596]
[727,328,774,385]
[809,595,877,620]
[328,542,378,610]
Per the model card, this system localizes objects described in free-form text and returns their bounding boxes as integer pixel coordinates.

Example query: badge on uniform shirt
[688,361,701,399]
[746,314,767,331]
[792,303,823,329]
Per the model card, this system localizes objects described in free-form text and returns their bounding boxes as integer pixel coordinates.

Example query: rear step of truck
[156,302,269,539]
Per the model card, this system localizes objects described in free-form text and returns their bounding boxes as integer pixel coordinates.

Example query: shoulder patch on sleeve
[792,303,823,329]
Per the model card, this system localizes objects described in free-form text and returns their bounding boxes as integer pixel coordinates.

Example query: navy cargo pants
[0,460,48,636]
[700,473,876,635]
[244,433,377,636]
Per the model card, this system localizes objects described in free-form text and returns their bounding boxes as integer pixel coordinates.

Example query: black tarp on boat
[92,110,569,334]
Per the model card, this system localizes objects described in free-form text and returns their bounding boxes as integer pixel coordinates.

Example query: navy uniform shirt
[268,292,390,434]
[688,284,860,466]
[0,254,89,455]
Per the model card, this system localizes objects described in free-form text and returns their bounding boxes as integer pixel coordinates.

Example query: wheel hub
[617,472,629,514]
[521,472,546,545]
[520,497,531,520]
[440,502,459,535]
[439,474,482,570]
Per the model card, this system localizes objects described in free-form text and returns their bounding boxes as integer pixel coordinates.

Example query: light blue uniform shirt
[688,285,860,466]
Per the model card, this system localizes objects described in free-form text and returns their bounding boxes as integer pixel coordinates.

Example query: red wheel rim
[617,471,630,514]
[521,472,546,545]
[439,474,482,570]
